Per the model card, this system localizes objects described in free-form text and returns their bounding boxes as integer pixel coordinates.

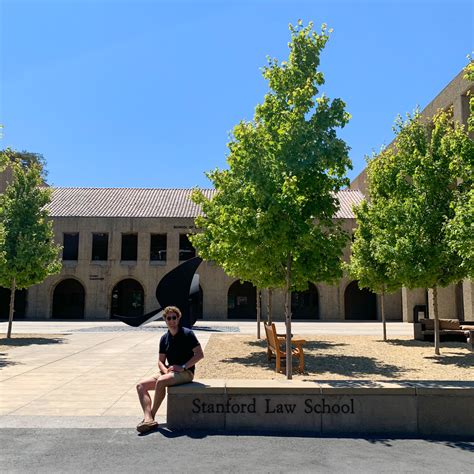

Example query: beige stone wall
[350,69,473,324]
[27,216,236,320]
[23,214,399,322]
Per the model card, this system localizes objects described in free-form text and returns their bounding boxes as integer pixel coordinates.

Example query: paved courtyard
[0,321,412,427]
[1,321,472,473]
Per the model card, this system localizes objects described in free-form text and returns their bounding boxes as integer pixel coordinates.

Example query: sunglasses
[165,315,178,321]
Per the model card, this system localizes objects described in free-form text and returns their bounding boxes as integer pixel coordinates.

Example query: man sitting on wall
[135,305,204,433]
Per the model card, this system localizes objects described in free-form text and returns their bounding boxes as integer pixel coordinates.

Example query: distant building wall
[349,68,474,323]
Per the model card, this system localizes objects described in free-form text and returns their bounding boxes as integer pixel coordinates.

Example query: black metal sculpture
[114,256,202,328]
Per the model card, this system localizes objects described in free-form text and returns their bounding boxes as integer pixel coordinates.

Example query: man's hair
[163,306,182,318]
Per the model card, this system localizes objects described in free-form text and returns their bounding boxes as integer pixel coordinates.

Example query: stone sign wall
[167,380,474,437]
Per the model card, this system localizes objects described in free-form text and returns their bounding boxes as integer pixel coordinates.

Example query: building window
[150,234,167,261]
[91,233,108,261]
[121,233,138,261]
[179,234,196,261]
[63,233,79,261]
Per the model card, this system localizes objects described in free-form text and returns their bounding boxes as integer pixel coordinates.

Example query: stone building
[3,187,392,322]
[350,68,474,323]
[1,68,472,323]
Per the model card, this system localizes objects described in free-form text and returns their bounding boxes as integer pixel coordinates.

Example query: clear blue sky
[1,0,472,188]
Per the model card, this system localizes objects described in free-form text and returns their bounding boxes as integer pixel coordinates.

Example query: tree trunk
[267,289,273,324]
[285,254,292,380]
[433,285,440,355]
[381,289,387,342]
[256,288,261,339]
[7,278,16,339]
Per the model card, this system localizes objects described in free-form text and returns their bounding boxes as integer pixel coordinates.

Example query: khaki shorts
[152,369,194,386]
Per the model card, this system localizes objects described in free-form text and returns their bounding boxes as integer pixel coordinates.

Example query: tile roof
[47,187,364,219]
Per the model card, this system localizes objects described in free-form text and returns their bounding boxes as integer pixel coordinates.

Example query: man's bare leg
[151,373,179,419]
[136,377,158,423]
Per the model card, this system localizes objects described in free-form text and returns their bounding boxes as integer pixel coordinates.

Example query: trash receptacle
[413,304,427,323]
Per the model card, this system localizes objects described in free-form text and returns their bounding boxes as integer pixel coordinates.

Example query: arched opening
[344,280,377,320]
[227,281,256,319]
[0,287,27,320]
[111,279,144,318]
[291,283,319,319]
[189,285,203,321]
[52,279,85,319]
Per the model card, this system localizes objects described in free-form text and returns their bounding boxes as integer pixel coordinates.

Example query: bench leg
[276,356,281,373]
[298,353,304,374]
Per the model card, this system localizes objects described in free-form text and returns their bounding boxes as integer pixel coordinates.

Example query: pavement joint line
[100,332,211,413]
[96,332,163,415]
[1,333,127,383]
[4,332,159,416]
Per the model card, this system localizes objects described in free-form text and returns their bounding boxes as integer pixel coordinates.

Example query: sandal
[137,420,158,433]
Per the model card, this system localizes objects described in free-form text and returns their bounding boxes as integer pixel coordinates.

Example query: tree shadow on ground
[427,440,474,452]
[221,351,405,378]
[0,353,18,368]
[385,339,468,349]
[423,353,474,368]
[0,336,66,349]
[304,354,405,378]
[246,339,348,351]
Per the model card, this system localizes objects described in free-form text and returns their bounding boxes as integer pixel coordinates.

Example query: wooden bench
[264,322,306,374]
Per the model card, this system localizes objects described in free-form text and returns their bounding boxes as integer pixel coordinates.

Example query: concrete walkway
[0,321,413,428]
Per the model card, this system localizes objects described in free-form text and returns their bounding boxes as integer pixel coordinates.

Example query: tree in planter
[348,198,403,341]
[192,174,286,337]
[192,21,351,378]
[0,153,62,338]
[446,61,474,279]
[368,110,473,354]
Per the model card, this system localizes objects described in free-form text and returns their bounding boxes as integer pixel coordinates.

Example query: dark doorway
[0,287,27,320]
[111,279,144,318]
[189,285,203,321]
[344,281,377,320]
[291,283,319,319]
[52,279,85,319]
[227,281,256,319]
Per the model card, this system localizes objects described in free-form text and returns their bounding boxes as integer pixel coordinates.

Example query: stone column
[463,280,474,322]
[402,288,427,322]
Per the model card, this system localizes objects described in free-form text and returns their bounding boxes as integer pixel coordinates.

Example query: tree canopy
[0,151,61,337]
[364,110,473,353]
[192,21,352,376]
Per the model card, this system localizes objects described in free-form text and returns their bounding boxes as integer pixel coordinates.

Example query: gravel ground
[197,334,474,381]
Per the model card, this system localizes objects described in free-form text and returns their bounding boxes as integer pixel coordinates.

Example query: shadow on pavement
[0,353,18,368]
[0,336,67,349]
[147,425,474,448]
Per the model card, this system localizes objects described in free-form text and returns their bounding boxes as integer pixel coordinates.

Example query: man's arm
[158,353,168,373]
[169,345,204,372]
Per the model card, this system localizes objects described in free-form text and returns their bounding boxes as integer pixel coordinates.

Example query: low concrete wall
[167,380,474,437]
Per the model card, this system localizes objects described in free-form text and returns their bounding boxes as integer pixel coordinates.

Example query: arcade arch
[52,279,85,319]
[291,283,319,319]
[344,280,377,320]
[227,281,256,319]
[111,279,144,318]
[0,287,27,319]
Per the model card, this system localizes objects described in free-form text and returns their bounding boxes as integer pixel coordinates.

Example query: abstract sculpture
[114,256,202,328]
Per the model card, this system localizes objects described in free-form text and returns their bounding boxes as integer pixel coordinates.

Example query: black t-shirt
[159,327,200,373]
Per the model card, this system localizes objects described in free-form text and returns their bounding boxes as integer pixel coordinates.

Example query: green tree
[348,197,403,341]
[1,149,47,177]
[0,152,61,338]
[368,110,473,354]
[445,60,474,277]
[192,21,351,378]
